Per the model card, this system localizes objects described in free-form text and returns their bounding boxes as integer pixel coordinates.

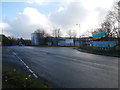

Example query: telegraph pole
[76,24,80,46]
[118,1,120,37]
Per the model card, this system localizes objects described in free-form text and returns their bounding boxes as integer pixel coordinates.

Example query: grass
[0,46,2,49]
[3,69,51,88]
[79,45,120,56]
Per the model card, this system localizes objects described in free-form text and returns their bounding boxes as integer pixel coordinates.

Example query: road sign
[92,32,106,40]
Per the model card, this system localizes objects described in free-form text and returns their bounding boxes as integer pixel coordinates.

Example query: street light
[76,24,80,46]
[76,24,80,37]
[118,1,120,38]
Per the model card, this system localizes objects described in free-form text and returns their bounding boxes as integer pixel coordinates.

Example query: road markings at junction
[12,52,38,78]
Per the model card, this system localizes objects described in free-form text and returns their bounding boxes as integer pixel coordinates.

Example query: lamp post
[76,24,80,46]
[118,1,120,38]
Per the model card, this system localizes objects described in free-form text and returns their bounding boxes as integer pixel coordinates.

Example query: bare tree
[84,30,93,37]
[52,28,61,38]
[34,29,50,45]
[52,28,61,45]
[100,1,120,38]
[72,30,77,38]
[67,29,72,38]
[92,1,120,38]
[67,29,77,38]
[34,29,49,38]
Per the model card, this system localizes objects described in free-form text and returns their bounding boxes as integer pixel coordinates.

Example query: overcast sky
[0,0,116,39]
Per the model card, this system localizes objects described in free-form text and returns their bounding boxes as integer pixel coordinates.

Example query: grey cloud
[2,1,113,39]
[49,2,87,29]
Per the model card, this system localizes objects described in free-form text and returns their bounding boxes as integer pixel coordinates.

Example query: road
[2,46,119,88]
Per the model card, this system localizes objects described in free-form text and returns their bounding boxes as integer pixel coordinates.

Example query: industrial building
[31,33,80,46]
[31,32,118,47]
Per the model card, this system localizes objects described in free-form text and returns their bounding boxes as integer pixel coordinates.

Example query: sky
[0,0,116,39]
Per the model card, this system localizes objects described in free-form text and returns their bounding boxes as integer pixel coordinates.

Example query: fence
[91,41,117,47]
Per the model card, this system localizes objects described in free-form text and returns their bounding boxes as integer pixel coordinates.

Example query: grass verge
[3,69,51,88]
[79,45,120,57]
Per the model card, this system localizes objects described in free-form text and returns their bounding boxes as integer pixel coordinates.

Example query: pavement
[2,46,119,88]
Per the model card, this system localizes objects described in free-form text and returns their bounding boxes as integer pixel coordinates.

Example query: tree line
[1,34,31,46]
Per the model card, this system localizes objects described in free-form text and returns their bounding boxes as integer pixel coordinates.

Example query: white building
[31,33,40,45]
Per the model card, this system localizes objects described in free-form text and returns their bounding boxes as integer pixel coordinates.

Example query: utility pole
[76,24,80,46]
[118,1,120,37]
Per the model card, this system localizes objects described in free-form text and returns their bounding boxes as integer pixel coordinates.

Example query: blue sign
[92,32,106,39]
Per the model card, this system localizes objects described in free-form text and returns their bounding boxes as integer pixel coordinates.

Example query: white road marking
[13,52,17,56]
[12,52,38,78]
[29,69,33,73]
[26,66,29,69]
[33,73,38,78]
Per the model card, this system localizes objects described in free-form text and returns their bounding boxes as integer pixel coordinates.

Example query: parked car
[18,42,23,46]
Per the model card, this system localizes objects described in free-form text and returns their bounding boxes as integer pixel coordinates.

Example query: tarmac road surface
[2,46,119,88]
